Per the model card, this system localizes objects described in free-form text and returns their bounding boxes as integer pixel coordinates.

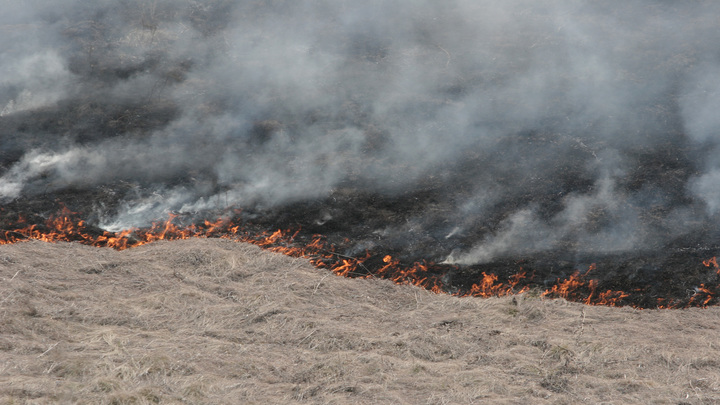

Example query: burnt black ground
[4,2,720,308]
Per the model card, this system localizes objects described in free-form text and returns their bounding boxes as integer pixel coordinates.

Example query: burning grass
[2,238,720,404]
[1,206,719,308]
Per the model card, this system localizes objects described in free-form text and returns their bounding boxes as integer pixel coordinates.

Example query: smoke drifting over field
[2,0,720,265]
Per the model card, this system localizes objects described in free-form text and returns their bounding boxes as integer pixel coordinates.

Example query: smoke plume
[2,0,720,264]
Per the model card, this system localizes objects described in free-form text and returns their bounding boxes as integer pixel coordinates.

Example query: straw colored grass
[1,238,719,404]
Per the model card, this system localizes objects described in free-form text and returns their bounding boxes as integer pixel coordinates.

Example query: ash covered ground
[3,1,720,306]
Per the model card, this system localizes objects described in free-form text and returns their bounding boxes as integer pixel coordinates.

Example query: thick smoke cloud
[2,0,720,263]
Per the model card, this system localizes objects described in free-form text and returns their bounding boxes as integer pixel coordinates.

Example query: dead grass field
[1,238,719,404]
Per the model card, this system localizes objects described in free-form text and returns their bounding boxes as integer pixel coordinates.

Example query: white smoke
[0,51,70,116]
[2,0,720,263]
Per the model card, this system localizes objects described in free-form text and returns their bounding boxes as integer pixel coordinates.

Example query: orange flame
[703,256,720,275]
[459,271,529,298]
[541,264,629,307]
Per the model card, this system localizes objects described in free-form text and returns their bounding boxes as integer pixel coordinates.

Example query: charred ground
[4,1,720,307]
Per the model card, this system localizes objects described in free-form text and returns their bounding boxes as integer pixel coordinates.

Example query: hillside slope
[1,239,719,404]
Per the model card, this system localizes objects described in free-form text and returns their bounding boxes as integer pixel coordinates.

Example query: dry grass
[1,239,720,404]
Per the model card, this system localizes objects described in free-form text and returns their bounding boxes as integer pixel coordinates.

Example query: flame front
[541,264,630,307]
[1,207,718,308]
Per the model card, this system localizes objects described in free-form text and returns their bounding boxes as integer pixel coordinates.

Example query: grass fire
[2,205,718,308]
[5,1,720,402]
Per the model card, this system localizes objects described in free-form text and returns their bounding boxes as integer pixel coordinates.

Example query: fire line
[1,207,717,309]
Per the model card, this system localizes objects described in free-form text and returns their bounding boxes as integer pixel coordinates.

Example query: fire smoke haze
[2,0,720,264]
